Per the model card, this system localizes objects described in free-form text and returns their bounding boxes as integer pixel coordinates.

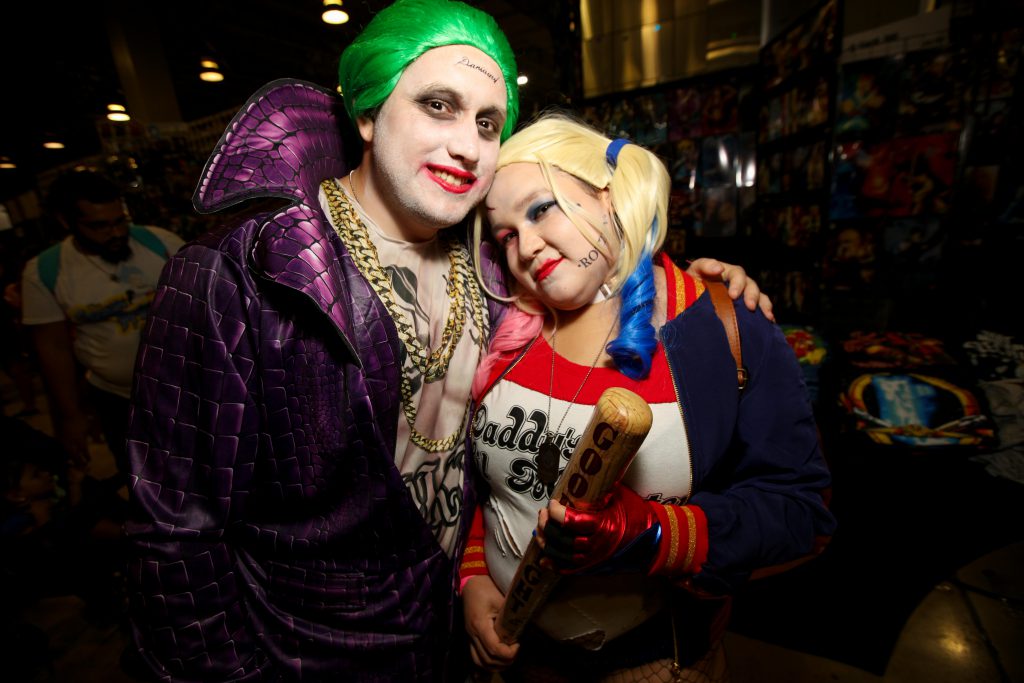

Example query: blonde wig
[473,112,670,309]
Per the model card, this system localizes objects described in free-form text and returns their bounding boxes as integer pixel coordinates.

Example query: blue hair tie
[606,138,630,167]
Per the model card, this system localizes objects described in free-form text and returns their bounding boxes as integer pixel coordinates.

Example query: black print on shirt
[403,442,465,534]
[473,403,584,501]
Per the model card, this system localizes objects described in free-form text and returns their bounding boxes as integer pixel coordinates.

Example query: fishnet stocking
[499,639,729,683]
[604,641,729,683]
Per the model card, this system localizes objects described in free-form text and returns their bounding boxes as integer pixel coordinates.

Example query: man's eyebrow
[414,84,506,122]
[414,84,462,102]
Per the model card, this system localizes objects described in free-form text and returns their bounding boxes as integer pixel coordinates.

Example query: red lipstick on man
[427,165,476,194]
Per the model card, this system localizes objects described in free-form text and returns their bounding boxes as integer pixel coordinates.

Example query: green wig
[338,0,520,141]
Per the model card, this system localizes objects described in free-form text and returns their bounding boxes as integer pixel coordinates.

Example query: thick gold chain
[322,178,488,452]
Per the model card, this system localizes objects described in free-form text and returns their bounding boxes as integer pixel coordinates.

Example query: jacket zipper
[660,327,694,505]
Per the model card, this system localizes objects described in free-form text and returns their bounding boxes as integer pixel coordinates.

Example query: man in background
[21,170,183,477]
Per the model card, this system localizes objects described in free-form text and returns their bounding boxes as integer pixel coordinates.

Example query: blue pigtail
[607,241,657,380]
[603,137,660,380]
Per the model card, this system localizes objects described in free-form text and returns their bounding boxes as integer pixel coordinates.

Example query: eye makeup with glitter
[526,199,558,222]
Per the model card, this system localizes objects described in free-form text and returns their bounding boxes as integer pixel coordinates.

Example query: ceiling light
[107,103,131,122]
[0,156,16,169]
[517,74,528,86]
[43,141,66,150]
[199,59,225,82]
[322,0,349,25]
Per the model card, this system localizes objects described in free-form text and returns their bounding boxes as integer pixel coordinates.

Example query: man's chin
[433,191,483,225]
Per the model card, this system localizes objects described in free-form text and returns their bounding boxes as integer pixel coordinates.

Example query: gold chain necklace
[322,178,489,452]
[536,317,617,491]
[325,177,471,380]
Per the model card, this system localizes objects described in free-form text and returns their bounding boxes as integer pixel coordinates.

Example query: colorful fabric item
[841,330,956,369]
[781,325,827,366]
[781,325,827,403]
[841,372,994,447]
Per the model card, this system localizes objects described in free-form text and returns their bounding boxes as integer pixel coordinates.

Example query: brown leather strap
[706,282,748,390]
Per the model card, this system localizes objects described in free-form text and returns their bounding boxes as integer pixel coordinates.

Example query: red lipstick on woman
[534,258,563,282]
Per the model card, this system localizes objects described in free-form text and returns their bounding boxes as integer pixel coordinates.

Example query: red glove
[543,483,660,574]
[543,483,709,577]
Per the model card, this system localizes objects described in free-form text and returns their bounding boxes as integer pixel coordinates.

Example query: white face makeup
[486,162,617,312]
[357,44,508,242]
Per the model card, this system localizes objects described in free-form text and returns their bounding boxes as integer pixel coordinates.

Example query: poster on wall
[701,135,738,188]
[671,139,700,187]
[762,0,838,90]
[701,83,739,135]
[668,86,702,140]
[831,134,957,219]
[632,93,668,148]
[835,58,898,136]
[886,134,956,216]
[784,141,828,192]
[822,224,879,291]
[669,187,702,233]
[881,217,945,293]
[702,186,738,237]
[896,50,965,135]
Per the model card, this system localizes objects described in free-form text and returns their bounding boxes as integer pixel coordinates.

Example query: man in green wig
[125,1,767,680]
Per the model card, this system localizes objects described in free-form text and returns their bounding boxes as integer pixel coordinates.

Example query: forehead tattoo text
[456,56,499,83]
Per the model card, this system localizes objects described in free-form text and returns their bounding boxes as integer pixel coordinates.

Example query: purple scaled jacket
[125,80,505,682]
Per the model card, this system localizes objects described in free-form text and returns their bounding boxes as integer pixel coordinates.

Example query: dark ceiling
[0,0,568,198]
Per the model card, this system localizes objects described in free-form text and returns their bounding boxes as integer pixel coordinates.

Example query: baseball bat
[494,386,653,644]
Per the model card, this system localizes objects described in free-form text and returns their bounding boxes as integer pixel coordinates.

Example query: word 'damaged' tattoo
[456,56,499,83]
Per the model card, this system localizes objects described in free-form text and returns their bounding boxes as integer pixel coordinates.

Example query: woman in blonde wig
[460,113,835,682]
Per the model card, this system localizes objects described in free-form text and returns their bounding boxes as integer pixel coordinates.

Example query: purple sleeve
[125,239,267,681]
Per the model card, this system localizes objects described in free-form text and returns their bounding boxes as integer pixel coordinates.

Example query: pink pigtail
[472,307,544,401]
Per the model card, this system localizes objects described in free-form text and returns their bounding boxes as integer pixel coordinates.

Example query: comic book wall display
[577,0,1020,350]
[755,0,840,319]
[824,45,971,326]
[582,69,758,259]
[820,3,1024,341]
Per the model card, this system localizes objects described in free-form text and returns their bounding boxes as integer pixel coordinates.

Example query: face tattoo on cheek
[578,249,601,268]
